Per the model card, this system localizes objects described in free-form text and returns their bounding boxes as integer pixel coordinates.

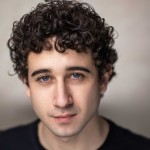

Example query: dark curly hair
[8,0,118,83]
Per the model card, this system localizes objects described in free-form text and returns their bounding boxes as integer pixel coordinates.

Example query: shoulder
[0,120,39,150]
[104,118,150,150]
[117,125,150,149]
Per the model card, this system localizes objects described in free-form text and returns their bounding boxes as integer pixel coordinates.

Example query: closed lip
[53,114,77,124]
[54,114,77,118]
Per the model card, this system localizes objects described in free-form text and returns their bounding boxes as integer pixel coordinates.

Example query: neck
[38,115,109,150]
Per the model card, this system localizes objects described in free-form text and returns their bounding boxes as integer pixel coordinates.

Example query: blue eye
[41,76,50,81]
[70,73,83,79]
[37,76,50,82]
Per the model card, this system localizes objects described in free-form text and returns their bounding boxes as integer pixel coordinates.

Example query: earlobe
[26,87,31,97]
[22,79,31,97]
[100,68,112,95]
[100,77,108,95]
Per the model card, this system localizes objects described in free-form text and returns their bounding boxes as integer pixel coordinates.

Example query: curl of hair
[8,0,118,82]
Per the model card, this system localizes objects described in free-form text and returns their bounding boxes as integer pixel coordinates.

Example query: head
[8,0,117,84]
[8,0,118,138]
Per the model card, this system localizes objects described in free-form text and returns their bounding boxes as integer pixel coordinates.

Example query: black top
[0,119,150,150]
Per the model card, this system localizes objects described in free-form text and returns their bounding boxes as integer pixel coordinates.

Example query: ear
[100,68,112,95]
[26,85,31,97]
[22,79,31,97]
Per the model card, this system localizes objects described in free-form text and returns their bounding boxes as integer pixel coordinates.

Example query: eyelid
[35,72,86,82]
[36,74,52,82]
[68,72,85,79]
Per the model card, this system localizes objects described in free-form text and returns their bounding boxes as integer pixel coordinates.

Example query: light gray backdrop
[0,0,150,137]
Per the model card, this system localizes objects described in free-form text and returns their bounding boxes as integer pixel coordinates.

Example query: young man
[0,0,150,149]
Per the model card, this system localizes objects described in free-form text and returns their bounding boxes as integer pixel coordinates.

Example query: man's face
[26,47,107,138]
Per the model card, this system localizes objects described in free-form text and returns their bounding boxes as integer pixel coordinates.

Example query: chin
[48,123,86,139]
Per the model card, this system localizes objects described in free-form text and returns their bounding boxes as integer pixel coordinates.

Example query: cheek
[29,87,51,117]
[29,84,51,101]
[72,83,101,111]
[84,88,100,110]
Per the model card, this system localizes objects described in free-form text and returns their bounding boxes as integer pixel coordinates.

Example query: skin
[26,42,111,150]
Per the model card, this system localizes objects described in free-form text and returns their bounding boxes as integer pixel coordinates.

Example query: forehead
[27,48,95,71]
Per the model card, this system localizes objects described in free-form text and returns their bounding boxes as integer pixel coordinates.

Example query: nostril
[53,96,73,108]
[53,81,73,107]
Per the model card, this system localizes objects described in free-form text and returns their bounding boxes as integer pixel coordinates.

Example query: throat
[38,116,109,150]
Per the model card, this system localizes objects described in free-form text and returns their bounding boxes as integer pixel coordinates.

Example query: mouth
[54,114,77,124]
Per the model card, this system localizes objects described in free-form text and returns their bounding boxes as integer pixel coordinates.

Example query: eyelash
[36,75,51,83]
[36,73,85,83]
[69,73,84,80]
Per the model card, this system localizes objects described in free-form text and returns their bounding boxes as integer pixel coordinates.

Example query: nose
[53,80,73,108]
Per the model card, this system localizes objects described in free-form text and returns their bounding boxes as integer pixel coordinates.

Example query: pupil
[43,76,49,81]
[73,74,80,78]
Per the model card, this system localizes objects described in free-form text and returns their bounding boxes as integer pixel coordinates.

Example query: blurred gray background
[0,0,150,137]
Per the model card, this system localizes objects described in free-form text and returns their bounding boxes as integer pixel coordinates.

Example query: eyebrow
[31,66,91,77]
[66,66,91,73]
[31,69,50,77]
